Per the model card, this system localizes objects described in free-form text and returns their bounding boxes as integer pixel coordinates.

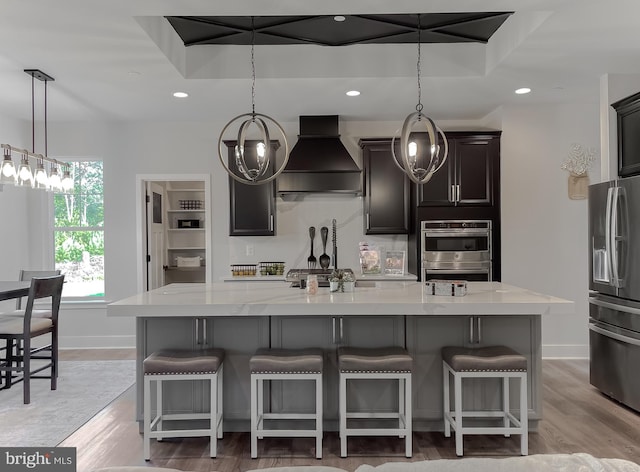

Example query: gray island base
[107,281,573,432]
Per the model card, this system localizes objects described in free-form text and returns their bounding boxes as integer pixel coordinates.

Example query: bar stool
[442,345,528,456]
[338,346,413,458]
[143,348,224,460]
[249,348,324,459]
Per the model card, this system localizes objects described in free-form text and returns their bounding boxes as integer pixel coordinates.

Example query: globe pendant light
[392,14,448,185]
[217,17,289,185]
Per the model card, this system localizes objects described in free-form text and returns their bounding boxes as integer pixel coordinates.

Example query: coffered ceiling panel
[166,13,513,48]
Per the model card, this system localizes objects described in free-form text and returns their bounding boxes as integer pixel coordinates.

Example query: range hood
[277,115,362,196]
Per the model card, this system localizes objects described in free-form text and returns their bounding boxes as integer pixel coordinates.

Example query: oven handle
[424,231,490,238]
[589,322,640,347]
[424,268,490,274]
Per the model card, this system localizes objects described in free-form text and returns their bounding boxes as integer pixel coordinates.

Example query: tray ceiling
[166,13,513,47]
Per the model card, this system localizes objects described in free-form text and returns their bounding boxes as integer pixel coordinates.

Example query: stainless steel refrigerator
[588,174,640,412]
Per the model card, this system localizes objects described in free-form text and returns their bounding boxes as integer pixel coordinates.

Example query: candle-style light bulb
[0,149,18,185]
[408,141,418,167]
[17,155,34,187]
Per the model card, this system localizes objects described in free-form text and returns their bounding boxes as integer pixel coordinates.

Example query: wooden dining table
[0,281,30,302]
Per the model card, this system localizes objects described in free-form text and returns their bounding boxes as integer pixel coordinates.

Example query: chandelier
[217,18,289,185]
[1,69,73,192]
[392,15,448,184]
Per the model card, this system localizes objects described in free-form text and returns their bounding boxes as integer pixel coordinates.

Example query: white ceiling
[1,0,640,126]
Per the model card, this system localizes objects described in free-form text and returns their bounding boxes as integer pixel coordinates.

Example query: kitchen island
[108,281,573,431]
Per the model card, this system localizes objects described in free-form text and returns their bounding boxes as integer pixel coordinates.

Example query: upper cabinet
[612,91,640,178]
[224,140,280,236]
[418,131,501,207]
[360,138,411,234]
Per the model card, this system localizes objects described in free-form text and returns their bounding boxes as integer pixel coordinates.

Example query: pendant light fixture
[217,17,289,185]
[0,69,73,192]
[17,153,34,187]
[391,14,448,185]
[0,147,18,185]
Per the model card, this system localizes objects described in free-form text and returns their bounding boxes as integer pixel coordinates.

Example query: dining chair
[0,274,65,404]
[16,269,61,309]
[1,269,62,389]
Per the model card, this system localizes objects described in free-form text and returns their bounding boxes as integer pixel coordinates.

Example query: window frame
[50,158,105,301]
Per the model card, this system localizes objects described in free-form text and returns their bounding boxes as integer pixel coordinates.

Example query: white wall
[0,114,32,312]
[500,103,600,358]
[4,102,609,356]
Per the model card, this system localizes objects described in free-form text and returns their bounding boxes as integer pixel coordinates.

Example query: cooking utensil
[319,226,330,269]
[332,219,337,269]
[307,226,317,269]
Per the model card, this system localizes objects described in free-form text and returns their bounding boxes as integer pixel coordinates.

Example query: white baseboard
[60,335,136,349]
[542,344,589,359]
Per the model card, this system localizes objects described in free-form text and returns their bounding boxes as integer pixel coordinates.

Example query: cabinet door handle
[450,185,455,203]
[270,214,274,232]
[340,317,344,344]
[456,184,461,203]
[469,316,474,344]
[366,213,370,230]
[332,317,337,344]
[476,317,482,344]
[202,318,208,345]
[195,318,200,345]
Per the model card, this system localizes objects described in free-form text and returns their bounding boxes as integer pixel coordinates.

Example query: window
[53,160,104,298]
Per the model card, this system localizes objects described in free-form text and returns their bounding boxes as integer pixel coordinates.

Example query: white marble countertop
[107,281,574,318]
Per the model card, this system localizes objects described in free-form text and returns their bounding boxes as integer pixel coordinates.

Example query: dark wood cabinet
[612,91,640,178]
[225,140,279,236]
[418,131,500,207]
[360,139,410,234]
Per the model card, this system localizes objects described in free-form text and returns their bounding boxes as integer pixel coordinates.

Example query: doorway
[135,174,212,293]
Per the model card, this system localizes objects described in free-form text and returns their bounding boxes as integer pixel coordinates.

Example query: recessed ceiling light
[334,15,346,22]
[173,92,189,98]
[515,87,531,95]
[346,90,360,97]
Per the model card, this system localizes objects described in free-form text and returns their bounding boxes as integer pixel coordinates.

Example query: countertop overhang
[107,281,574,318]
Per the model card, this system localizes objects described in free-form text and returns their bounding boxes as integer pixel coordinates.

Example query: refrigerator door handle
[605,187,615,288]
[589,323,640,347]
[589,297,640,315]
[610,186,622,288]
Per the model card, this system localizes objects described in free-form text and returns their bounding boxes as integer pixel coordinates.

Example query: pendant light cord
[251,17,256,116]
[31,72,35,153]
[45,78,48,156]
[416,14,423,113]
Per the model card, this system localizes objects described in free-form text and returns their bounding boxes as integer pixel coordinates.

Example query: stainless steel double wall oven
[421,220,492,281]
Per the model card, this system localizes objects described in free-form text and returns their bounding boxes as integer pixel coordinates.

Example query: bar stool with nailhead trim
[143,348,224,460]
[249,348,324,459]
[442,345,528,456]
[338,346,413,458]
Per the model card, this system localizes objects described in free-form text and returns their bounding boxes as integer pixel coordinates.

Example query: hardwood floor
[57,353,640,472]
